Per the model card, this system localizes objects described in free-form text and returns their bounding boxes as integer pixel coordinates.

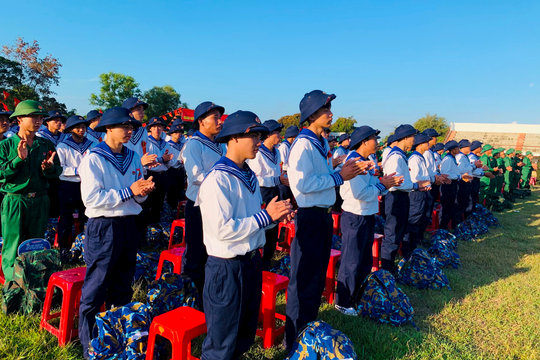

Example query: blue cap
[0,110,13,116]
[413,132,431,147]
[215,110,269,143]
[147,117,166,128]
[263,119,283,133]
[338,133,350,143]
[458,139,471,148]
[387,134,396,144]
[470,140,482,151]
[44,110,67,123]
[95,106,142,132]
[393,124,417,142]
[194,101,225,122]
[299,90,336,124]
[122,97,148,110]
[284,125,300,138]
[328,135,337,143]
[86,110,102,122]
[444,140,459,151]
[349,126,380,150]
[433,143,444,152]
[187,129,195,137]
[65,115,88,132]
[167,119,184,134]
[422,128,440,138]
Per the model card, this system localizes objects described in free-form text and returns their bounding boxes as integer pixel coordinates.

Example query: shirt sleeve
[57,146,78,177]
[345,173,386,201]
[0,142,25,181]
[182,141,207,188]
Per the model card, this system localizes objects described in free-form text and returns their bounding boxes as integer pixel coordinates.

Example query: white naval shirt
[167,139,185,169]
[85,127,104,147]
[423,149,439,182]
[181,131,224,202]
[56,135,93,182]
[340,151,387,216]
[456,152,473,177]
[287,129,343,208]
[37,128,65,147]
[124,126,148,159]
[382,147,415,192]
[409,151,431,184]
[440,154,461,180]
[277,141,292,171]
[468,153,485,178]
[145,135,176,172]
[247,144,282,188]
[79,142,147,218]
[197,156,272,259]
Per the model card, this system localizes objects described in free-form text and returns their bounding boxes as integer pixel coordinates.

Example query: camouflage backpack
[428,241,461,269]
[354,270,415,327]
[430,229,458,250]
[397,249,451,290]
[2,248,61,314]
[89,302,151,360]
[146,272,199,319]
[453,221,475,242]
[69,232,86,263]
[473,204,500,227]
[286,321,358,360]
[270,255,291,278]
[133,252,161,284]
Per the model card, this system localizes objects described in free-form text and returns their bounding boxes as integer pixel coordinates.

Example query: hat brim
[44,115,67,123]
[195,105,225,122]
[10,109,49,119]
[65,121,89,132]
[300,94,336,124]
[349,129,380,150]
[393,129,417,142]
[215,124,269,143]
[95,119,142,132]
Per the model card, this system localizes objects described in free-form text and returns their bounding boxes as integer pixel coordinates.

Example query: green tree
[143,85,187,119]
[414,113,449,141]
[0,56,23,90]
[278,113,301,135]
[330,116,356,133]
[89,72,141,109]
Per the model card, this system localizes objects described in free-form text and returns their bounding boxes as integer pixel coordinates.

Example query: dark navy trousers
[260,186,280,270]
[336,212,375,308]
[285,207,333,350]
[202,253,262,360]
[182,199,207,297]
[143,170,169,225]
[381,191,410,271]
[440,180,458,229]
[468,177,481,218]
[166,166,186,210]
[58,180,86,249]
[403,191,428,259]
[456,179,472,224]
[78,216,139,358]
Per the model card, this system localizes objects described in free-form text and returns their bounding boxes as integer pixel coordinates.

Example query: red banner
[181,108,195,122]
[13,97,20,106]
[2,91,9,100]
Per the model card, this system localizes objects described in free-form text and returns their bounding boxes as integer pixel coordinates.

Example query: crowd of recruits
[0,90,535,359]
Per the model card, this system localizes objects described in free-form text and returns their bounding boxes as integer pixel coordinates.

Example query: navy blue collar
[291,128,328,160]
[210,156,258,193]
[129,126,145,145]
[148,135,167,150]
[410,151,425,160]
[86,127,102,139]
[91,142,135,175]
[40,128,61,144]
[63,135,93,155]
[259,144,277,164]
[192,130,223,155]
[167,139,183,151]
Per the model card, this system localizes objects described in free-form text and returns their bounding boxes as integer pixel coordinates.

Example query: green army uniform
[503,149,514,198]
[0,101,62,282]
[479,145,497,204]
[512,151,521,191]
[496,150,505,197]
[521,152,533,188]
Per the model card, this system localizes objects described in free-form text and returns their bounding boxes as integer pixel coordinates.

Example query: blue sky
[3,0,540,135]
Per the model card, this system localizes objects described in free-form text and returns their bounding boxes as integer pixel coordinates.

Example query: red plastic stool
[169,219,186,249]
[40,267,87,346]
[371,233,384,272]
[156,247,186,281]
[331,211,342,236]
[0,255,4,285]
[146,306,207,360]
[323,249,341,304]
[256,271,289,348]
[276,222,295,252]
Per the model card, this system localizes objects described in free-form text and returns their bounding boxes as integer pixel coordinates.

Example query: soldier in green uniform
[503,148,515,201]
[521,151,533,188]
[0,100,62,282]
[479,144,496,207]
[513,151,523,192]
[495,149,505,197]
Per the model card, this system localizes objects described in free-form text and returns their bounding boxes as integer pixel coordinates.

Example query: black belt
[6,191,47,199]
[233,248,261,260]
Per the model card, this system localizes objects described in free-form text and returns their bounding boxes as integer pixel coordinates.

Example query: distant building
[446,122,540,156]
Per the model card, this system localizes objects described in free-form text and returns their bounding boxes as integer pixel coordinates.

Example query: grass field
[0,189,538,360]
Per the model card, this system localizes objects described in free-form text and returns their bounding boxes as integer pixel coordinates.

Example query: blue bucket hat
[338,133,350,144]
[215,110,269,143]
[433,142,444,152]
[284,125,300,138]
[263,119,284,133]
[413,132,431,147]
[86,110,102,122]
[0,110,13,116]
[444,140,459,151]
[328,135,337,143]
[187,129,195,137]
[393,124,417,142]
[470,140,482,151]
[147,117,166,128]
[44,110,67,123]
[167,119,184,134]
[422,128,440,138]
[458,139,471,149]
[349,126,380,150]
[64,115,88,132]
[122,97,148,110]
[299,90,336,124]
[194,101,225,122]
[387,134,396,145]
[95,106,142,132]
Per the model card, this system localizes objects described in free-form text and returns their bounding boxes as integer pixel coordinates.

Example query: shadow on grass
[313,189,540,360]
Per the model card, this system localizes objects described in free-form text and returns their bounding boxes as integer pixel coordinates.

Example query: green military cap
[9,100,48,118]
[492,148,501,155]
[526,151,533,156]
[516,150,522,154]
[481,144,493,152]
[506,148,515,155]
